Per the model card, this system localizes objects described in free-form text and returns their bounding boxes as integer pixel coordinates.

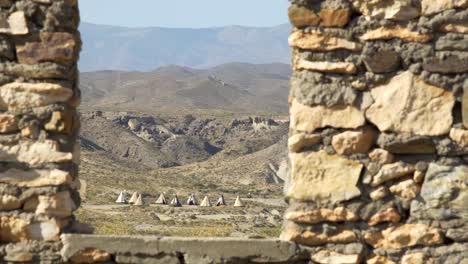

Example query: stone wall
[283,0,467,263]
[0,0,80,262]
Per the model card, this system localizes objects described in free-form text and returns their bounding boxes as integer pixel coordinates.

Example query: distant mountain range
[80,62,292,113]
[79,22,291,72]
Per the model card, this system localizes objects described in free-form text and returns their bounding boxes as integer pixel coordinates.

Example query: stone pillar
[0,0,80,262]
[283,0,467,263]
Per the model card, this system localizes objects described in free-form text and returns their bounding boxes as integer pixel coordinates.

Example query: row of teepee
[116,192,245,207]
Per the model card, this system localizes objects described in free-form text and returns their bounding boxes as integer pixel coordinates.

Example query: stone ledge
[61,234,310,264]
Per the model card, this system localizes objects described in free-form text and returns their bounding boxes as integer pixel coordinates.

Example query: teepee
[186,194,198,206]
[155,193,167,205]
[134,193,143,206]
[170,195,182,207]
[115,191,126,204]
[128,191,139,204]
[234,196,244,207]
[215,194,227,206]
[200,196,212,207]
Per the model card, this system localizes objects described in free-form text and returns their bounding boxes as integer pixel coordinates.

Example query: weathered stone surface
[389,179,421,199]
[0,62,72,79]
[0,82,73,110]
[331,129,376,155]
[0,140,73,165]
[27,219,61,241]
[0,168,71,187]
[319,9,351,27]
[368,208,401,226]
[289,31,361,51]
[360,27,432,43]
[377,133,436,154]
[450,128,468,147]
[0,113,18,133]
[294,60,357,74]
[439,22,468,33]
[369,186,389,201]
[45,111,73,134]
[401,252,433,264]
[281,227,357,246]
[4,248,34,262]
[287,151,363,203]
[36,192,75,218]
[0,216,30,242]
[366,71,455,136]
[0,194,21,210]
[352,0,420,21]
[116,254,180,264]
[0,11,28,35]
[290,99,365,134]
[311,250,360,264]
[61,235,307,263]
[363,50,400,73]
[285,207,359,224]
[367,256,397,264]
[17,32,78,65]
[288,133,321,152]
[369,149,394,165]
[288,5,320,27]
[464,85,468,129]
[413,170,425,183]
[423,56,468,74]
[364,224,444,249]
[411,163,468,220]
[371,162,415,187]
[421,0,468,15]
[70,248,111,263]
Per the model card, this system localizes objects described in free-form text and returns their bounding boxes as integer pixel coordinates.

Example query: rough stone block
[288,5,320,28]
[352,0,420,21]
[289,31,361,51]
[17,32,78,65]
[364,224,444,249]
[360,27,432,43]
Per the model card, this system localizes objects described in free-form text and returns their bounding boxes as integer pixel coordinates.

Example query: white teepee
[155,193,167,205]
[170,195,182,207]
[200,196,212,207]
[134,193,143,206]
[215,194,227,206]
[115,191,126,204]
[233,196,244,207]
[186,194,198,206]
[128,191,139,204]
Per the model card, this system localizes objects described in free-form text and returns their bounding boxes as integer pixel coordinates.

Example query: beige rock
[371,162,415,187]
[389,179,421,199]
[366,256,397,264]
[352,0,420,21]
[401,252,434,264]
[368,208,401,226]
[294,59,357,74]
[0,82,73,111]
[360,27,432,43]
[0,195,21,211]
[369,186,389,201]
[27,219,61,241]
[449,128,468,147]
[7,11,28,35]
[285,207,359,224]
[364,224,444,249]
[287,151,363,203]
[21,124,39,139]
[45,111,73,134]
[70,248,112,263]
[413,170,425,183]
[366,71,454,136]
[4,249,33,262]
[289,31,362,52]
[422,0,468,15]
[0,140,72,165]
[281,227,357,246]
[0,168,71,187]
[0,114,18,133]
[311,250,360,264]
[36,191,76,218]
[288,133,321,153]
[369,149,394,165]
[0,216,30,242]
[331,129,376,155]
[17,32,78,65]
[439,23,468,33]
[319,9,351,27]
[288,5,320,27]
[290,98,365,134]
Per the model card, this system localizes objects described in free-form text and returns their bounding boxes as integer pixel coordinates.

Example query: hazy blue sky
[79,0,290,28]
